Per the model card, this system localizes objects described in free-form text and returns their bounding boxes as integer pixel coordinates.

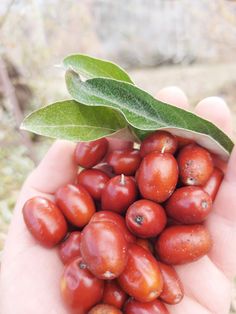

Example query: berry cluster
[22,131,224,314]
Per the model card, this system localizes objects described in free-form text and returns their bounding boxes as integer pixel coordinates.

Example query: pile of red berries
[22,131,224,314]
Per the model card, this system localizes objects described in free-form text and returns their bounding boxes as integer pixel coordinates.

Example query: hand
[0,87,235,314]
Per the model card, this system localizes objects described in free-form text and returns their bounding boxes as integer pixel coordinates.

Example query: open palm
[0,87,235,314]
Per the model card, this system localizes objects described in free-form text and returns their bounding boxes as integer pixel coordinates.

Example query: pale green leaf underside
[21,100,127,141]
[65,70,234,160]
[63,54,133,84]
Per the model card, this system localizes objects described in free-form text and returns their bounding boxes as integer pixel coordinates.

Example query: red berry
[165,186,212,224]
[102,280,128,309]
[22,197,67,247]
[158,262,184,304]
[55,184,95,227]
[94,163,114,177]
[118,244,163,302]
[124,298,169,314]
[75,138,108,168]
[176,136,195,148]
[101,175,137,214]
[155,225,212,265]
[58,231,81,264]
[81,221,128,279]
[126,199,167,238]
[140,130,178,158]
[136,238,154,254]
[177,144,213,186]
[61,256,104,311]
[137,152,178,203]
[88,304,122,314]
[203,167,224,201]
[90,211,136,244]
[77,169,110,201]
[107,149,141,175]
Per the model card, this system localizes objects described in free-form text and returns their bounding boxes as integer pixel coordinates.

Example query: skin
[0,87,235,314]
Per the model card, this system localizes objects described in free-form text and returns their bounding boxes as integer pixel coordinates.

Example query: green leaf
[21,100,128,141]
[63,54,133,83]
[65,70,234,160]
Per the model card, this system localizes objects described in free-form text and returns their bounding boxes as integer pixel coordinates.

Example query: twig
[0,56,36,163]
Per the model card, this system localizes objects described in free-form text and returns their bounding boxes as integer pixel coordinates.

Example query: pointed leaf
[65,70,234,160]
[21,100,127,141]
[63,54,133,83]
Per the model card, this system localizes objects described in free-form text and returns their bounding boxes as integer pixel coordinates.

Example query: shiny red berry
[177,144,213,186]
[124,298,169,314]
[61,256,104,311]
[102,280,128,309]
[165,186,212,224]
[88,304,122,314]
[126,199,167,238]
[58,231,81,264]
[90,211,136,244]
[23,196,67,247]
[158,262,184,304]
[77,169,110,201]
[203,167,224,201]
[140,130,178,158]
[55,184,95,227]
[75,138,108,168]
[118,244,163,302]
[101,175,137,214]
[107,149,141,175]
[155,225,212,265]
[81,221,128,279]
[137,152,178,203]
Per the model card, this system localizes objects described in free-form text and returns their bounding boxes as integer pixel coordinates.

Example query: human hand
[0,87,235,314]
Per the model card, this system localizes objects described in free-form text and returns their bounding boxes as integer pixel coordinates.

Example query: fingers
[225,145,236,184]
[195,97,233,136]
[26,140,77,194]
[207,213,236,278]
[0,245,68,314]
[156,86,189,110]
[167,295,211,314]
[175,256,231,314]
[194,97,236,277]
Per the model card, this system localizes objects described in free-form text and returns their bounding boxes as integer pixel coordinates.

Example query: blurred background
[0,0,236,310]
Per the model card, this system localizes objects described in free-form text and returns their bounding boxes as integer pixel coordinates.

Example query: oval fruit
[88,304,122,314]
[136,238,154,254]
[81,221,128,279]
[90,211,136,244]
[77,169,110,200]
[124,298,169,314]
[158,262,184,304]
[101,175,137,214]
[137,152,178,203]
[75,138,108,168]
[165,186,212,224]
[60,257,104,312]
[22,196,67,247]
[140,130,178,157]
[118,244,163,302]
[155,225,212,265]
[203,167,224,201]
[107,149,141,175]
[58,231,81,264]
[102,280,128,309]
[126,199,167,238]
[177,144,213,186]
[55,184,95,227]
